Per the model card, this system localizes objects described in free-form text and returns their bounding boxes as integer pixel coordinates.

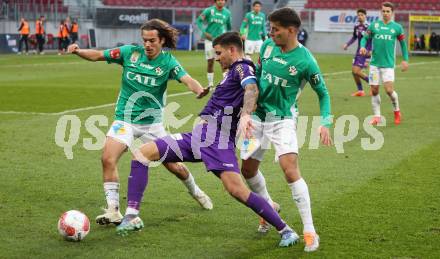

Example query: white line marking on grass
[2,60,439,116]
[0,62,84,68]
[0,91,193,116]
[323,60,440,77]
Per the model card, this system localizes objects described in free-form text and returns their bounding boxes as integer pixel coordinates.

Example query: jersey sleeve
[226,10,232,31]
[196,8,209,34]
[240,13,249,35]
[168,56,188,82]
[262,14,267,38]
[305,54,332,127]
[346,26,357,46]
[397,24,409,61]
[103,45,132,65]
[234,63,257,89]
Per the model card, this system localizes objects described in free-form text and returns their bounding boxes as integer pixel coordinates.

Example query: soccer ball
[57,210,90,241]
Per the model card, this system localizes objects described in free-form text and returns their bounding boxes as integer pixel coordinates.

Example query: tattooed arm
[240,83,259,138]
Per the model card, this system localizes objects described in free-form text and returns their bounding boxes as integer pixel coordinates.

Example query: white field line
[0,91,194,116]
[1,60,439,116]
[0,62,84,68]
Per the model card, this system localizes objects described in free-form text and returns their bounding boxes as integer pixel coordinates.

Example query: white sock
[183,173,202,196]
[207,72,214,87]
[390,91,400,111]
[289,178,315,234]
[245,170,274,205]
[125,207,139,216]
[103,182,119,211]
[371,94,381,116]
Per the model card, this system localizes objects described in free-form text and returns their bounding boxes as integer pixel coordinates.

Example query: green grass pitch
[0,51,439,258]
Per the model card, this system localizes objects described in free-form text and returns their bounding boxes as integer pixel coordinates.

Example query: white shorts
[106,120,168,147]
[245,40,263,54]
[240,119,298,161]
[369,65,395,85]
[204,40,215,60]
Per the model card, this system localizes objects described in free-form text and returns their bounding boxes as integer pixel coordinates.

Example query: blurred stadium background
[1,1,440,258]
[1,0,440,54]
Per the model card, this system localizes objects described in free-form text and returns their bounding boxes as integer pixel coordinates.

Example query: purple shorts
[352,54,370,68]
[154,123,240,174]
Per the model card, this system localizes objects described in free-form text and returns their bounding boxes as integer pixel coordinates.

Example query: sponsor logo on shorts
[222,163,234,168]
[112,123,126,135]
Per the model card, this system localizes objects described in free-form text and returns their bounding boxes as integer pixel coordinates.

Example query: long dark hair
[140,19,178,49]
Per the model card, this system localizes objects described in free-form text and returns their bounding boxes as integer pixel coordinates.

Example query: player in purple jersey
[116,32,300,247]
[343,8,372,97]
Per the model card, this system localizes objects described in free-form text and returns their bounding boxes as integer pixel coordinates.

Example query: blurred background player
[70,19,79,44]
[297,27,308,46]
[17,17,29,55]
[360,2,409,125]
[57,19,70,55]
[343,8,372,97]
[67,19,213,226]
[118,32,300,248]
[196,0,231,87]
[240,7,332,252]
[35,15,45,55]
[240,1,266,60]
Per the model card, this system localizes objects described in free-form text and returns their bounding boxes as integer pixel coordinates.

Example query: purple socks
[246,192,286,231]
[127,160,149,210]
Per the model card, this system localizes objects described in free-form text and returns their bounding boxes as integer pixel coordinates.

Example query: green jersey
[255,39,332,127]
[240,11,266,41]
[196,5,232,39]
[361,20,409,68]
[103,45,187,125]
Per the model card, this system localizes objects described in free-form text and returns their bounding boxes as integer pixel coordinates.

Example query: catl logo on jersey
[288,66,297,76]
[155,67,163,75]
[130,51,140,63]
[263,46,273,59]
[126,71,157,86]
[375,34,392,40]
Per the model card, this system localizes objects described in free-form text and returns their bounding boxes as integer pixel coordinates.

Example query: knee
[241,165,257,179]
[101,154,117,169]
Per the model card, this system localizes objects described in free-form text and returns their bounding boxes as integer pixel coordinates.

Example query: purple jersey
[346,22,372,54]
[199,59,256,135]
[154,58,257,174]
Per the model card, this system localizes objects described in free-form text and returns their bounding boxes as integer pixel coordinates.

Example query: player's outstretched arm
[180,75,209,99]
[239,83,259,139]
[67,43,105,61]
[307,63,333,146]
[398,36,409,72]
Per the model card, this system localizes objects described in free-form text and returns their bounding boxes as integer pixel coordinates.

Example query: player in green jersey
[240,1,267,60]
[360,2,409,125]
[67,19,213,226]
[196,0,232,87]
[239,8,332,252]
